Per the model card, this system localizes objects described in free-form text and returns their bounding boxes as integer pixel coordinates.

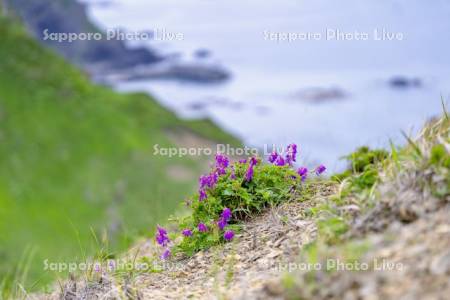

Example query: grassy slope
[36,116,448,299]
[0,16,239,289]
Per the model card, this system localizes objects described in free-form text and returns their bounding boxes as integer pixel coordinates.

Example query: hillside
[34,115,449,299]
[3,0,162,71]
[0,15,239,291]
[3,0,231,83]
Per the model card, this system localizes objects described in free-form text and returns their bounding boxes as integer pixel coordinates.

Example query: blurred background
[1,0,449,291]
[85,0,450,169]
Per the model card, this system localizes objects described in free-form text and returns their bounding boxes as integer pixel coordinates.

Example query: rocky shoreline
[5,0,231,84]
[95,62,230,85]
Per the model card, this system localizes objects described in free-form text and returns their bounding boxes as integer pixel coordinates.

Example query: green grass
[0,16,239,292]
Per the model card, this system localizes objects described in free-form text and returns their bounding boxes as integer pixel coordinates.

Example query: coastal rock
[290,86,348,103]
[188,97,242,111]
[388,76,422,89]
[6,0,162,69]
[5,0,231,84]
[100,62,231,83]
[194,49,212,59]
[167,63,230,83]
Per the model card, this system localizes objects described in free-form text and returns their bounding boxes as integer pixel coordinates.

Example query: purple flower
[155,226,169,247]
[217,218,227,230]
[315,164,327,175]
[199,174,209,189]
[216,168,226,175]
[239,159,247,164]
[249,157,258,166]
[160,248,171,260]
[182,229,193,237]
[245,164,254,182]
[215,153,229,175]
[217,208,232,230]
[268,151,279,163]
[157,226,167,236]
[199,172,218,189]
[224,230,235,241]
[199,189,207,202]
[198,222,208,232]
[297,167,308,181]
[285,144,298,165]
[244,156,258,182]
[215,153,229,167]
[210,172,218,187]
[230,166,236,179]
[221,207,232,221]
[274,156,285,166]
[297,167,308,176]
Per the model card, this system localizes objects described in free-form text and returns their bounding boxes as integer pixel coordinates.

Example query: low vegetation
[156,145,326,258]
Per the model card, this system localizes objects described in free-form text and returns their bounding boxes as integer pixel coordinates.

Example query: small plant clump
[332,146,388,193]
[345,146,388,173]
[153,144,326,258]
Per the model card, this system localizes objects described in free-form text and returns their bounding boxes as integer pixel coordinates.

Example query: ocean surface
[84,0,450,170]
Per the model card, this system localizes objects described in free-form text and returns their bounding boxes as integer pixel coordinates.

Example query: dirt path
[134,199,327,299]
[38,183,335,300]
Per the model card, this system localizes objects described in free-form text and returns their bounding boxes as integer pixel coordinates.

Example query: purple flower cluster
[266,144,327,181]
[268,152,278,163]
[215,153,229,175]
[268,144,298,166]
[222,207,232,220]
[217,218,227,230]
[198,172,218,202]
[182,229,193,237]
[161,248,171,260]
[217,207,232,230]
[153,147,326,260]
[245,166,254,182]
[285,144,297,165]
[274,155,286,166]
[315,164,327,175]
[297,167,308,181]
[199,189,207,202]
[245,157,258,182]
[217,207,234,241]
[224,230,234,241]
[155,226,171,260]
[199,173,218,190]
[155,226,169,246]
[295,164,326,182]
[197,154,231,202]
[198,222,208,232]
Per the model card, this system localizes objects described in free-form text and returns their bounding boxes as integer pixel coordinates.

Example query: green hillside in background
[0,15,238,290]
